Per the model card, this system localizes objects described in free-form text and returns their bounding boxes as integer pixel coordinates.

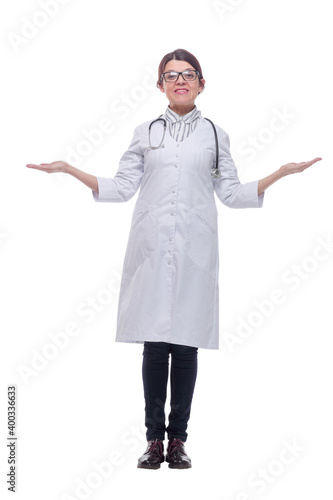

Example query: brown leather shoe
[166,438,192,469]
[137,439,164,469]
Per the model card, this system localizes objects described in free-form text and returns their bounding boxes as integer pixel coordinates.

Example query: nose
[177,73,187,84]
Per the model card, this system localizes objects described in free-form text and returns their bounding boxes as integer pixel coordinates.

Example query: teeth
[176,90,188,93]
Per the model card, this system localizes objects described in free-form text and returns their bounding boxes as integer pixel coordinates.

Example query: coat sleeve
[92,125,144,203]
[213,129,265,209]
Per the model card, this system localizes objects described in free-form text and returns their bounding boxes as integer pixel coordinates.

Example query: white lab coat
[92,114,265,349]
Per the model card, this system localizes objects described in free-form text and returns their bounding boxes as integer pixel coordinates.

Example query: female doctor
[26,48,321,470]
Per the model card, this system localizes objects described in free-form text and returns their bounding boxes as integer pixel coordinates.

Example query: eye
[185,71,195,80]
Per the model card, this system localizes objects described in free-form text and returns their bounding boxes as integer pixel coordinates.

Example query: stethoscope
[148,115,221,178]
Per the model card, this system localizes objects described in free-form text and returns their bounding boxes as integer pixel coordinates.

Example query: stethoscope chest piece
[210,167,221,178]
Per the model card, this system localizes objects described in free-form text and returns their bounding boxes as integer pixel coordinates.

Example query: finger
[295,158,322,169]
[26,163,50,170]
[304,158,322,167]
[305,157,322,164]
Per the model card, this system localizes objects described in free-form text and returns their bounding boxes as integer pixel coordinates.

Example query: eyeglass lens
[164,70,197,82]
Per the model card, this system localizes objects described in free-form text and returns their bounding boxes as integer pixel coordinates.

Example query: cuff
[91,176,117,202]
[246,179,265,208]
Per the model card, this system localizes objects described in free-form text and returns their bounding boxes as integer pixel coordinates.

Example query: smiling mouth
[175,89,189,93]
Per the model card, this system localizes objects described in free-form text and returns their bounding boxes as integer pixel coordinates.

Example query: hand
[280,157,322,176]
[26,161,69,173]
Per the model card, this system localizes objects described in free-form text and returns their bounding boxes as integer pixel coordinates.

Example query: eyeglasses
[161,70,199,83]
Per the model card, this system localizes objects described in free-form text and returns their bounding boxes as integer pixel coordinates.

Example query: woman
[26,48,321,470]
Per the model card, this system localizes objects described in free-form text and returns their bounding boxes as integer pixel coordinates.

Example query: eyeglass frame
[160,69,200,83]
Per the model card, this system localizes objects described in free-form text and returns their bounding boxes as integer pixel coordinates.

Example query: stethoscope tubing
[148,117,167,149]
[203,118,220,178]
[147,115,221,177]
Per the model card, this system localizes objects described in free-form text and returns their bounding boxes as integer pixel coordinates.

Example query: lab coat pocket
[122,202,157,278]
[185,204,218,279]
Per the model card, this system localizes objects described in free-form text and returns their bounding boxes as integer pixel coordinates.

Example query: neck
[169,104,196,117]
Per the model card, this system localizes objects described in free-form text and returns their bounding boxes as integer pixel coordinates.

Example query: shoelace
[168,439,185,456]
[147,439,163,456]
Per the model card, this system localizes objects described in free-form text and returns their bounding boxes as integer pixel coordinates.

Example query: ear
[199,78,206,94]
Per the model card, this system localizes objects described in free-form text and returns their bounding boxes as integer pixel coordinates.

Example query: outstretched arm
[258,157,322,195]
[26,125,145,202]
[26,161,99,193]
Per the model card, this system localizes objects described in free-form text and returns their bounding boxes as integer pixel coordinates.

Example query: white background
[1,0,332,499]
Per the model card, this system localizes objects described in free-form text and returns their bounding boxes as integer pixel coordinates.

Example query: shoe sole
[168,463,192,469]
[166,457,192,469]
[137,459,164,470]
[137,464,162,469]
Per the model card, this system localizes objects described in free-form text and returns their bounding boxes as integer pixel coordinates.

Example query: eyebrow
[164,67,194,72]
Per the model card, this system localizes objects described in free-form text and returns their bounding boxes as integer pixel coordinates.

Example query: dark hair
[156,48,204,89]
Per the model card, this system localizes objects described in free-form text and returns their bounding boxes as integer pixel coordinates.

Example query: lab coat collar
[165,105,201,124]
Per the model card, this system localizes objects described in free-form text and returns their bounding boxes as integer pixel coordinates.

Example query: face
[159,59,205,114]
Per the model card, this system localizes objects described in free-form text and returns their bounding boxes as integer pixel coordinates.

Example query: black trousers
[142,341,198,442]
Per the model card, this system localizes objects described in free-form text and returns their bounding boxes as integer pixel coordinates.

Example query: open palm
[26,161,68,173]
[280,157,322,176]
